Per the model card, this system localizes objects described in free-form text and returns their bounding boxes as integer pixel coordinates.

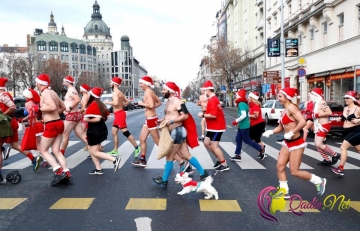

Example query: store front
[307,76,326,99]
[329,71,354,102]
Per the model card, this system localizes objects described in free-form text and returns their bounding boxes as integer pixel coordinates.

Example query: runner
[153,82,209,188]
[35,73,72,186]
[332,91,360,175]
[60,76,88,156]
[197,88,208,141]
[0,77,41,178]
[85,87,121,174]
[248,91,266,156]
[105,77,140,157]
[231,89,266,161]
[132,76,162,167]
[263,87,326,197]
[198,80,228,172]
[301,93,315,141]
[310,88,340,166]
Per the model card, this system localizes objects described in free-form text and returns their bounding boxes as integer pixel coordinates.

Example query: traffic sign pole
[280,0,285,88]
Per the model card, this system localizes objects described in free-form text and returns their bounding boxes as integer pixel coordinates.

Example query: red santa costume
[23,88,44,137]
[139,76,158,130]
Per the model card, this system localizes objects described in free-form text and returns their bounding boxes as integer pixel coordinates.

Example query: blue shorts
[170,126,187,144]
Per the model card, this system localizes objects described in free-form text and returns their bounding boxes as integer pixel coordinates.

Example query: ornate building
[83,1,113,52]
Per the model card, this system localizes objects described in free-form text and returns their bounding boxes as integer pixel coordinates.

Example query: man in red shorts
[105,77,140,157]
[0,78,41,181]
[35,73,72,186]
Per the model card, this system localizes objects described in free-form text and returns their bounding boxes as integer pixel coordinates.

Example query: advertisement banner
[267,39,280,57]
[285,39,299,57]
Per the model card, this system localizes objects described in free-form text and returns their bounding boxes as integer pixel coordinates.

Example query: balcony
[257,19,264,34]
[256,0,263,8]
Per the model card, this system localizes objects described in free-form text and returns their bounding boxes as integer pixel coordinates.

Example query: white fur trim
[249,92,259,100]
[35,78,49,86]
[281,141,308,152]
[84,114,102,118]
[139,79,154,87]
[89,91,100,99]
[111,80,120,85]
[64,78,74,84]
[279,90,293,100]
[0,87,6,89]
[23,89,33,99]
[80,86,88,92]
[163,85,175,93]
[344,94,356,101]
[201,86,214,90]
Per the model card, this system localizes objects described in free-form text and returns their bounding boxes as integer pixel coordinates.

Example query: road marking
[126,198,167,210]
[269,144,313,169]
[101,141,136,169]
[220,142,266,169]
[189,143,215,169]
[280,200,320,213]
[49,198,95,210]
[307,142,360,162]
[146,145,165,169]
[0,198,27,210]
[68,141,110,169]
[349,201,360,213]
[134,217,152,231]
[227,125,232,128]
[199,199,242,212]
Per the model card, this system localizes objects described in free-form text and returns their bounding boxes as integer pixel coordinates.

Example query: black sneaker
[200,170,209,181]
[185,165,194,174]
[89,169,104,175]
[230,155,242,162]
[152,176,168,188]
[213,160,221,168]
[284,193,290,200]
[0,174,4,183]
[62,171,73,183]
[317,159,332,166]
[198,136,204,141]
[215,164,229,172]
[258,147,267,160]
[132,159,147,167]
[331,154,340,165]
[87,155,92,159]
[51,172,67,186]
[113,157,121,172]
[3,147,11,160]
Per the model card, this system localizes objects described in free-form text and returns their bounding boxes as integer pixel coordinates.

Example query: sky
[0,0,223,89]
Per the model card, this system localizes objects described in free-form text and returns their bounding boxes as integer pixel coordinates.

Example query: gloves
[232,120,238,126]
[263,130,273,138]
[284,131,294,140]
[312,113,319,119]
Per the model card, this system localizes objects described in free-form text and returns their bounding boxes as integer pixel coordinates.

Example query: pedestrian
[152,82,209,188]
[332,91,360,176]
[79,84,91,153]
[35,73,72,186]
[132,76,162,167]
[310,88,340,166]
[105,77,140,157]
[263,87,326,197]
[248,91,266,153]
[301,93,314,141]
[198,80,229,172]
[84,87,121,175]
[197,88,208,141]
[231,89,266,162]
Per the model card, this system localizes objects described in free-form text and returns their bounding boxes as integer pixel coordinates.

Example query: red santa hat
[84,101,102,118]
[0,77,8,89]
[23,88,41,104]
[344,91,357,101]
[89,87,103,99]
[311,88,323,98]
[64,75,75,84]
[80,84,91,93]
[201,80,214,90]
[249,91,259,100]
[35,73,51,86]
[280,88,297,100]
[111,77,122,85]
[139,76,154,88]
[163,82,180,97]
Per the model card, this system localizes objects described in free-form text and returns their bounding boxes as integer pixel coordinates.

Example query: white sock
[53,166,60,172]
[201,135,205,138]
[279,181,289,193]
[309,174,322,185]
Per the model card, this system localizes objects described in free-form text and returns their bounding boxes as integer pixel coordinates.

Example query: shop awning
[330,68,346,75]
[314,71,330,77]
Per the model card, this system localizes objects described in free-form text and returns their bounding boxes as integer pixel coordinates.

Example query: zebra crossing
[2,140,360,170]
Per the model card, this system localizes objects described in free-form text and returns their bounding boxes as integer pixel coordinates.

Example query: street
[1,103,360,231]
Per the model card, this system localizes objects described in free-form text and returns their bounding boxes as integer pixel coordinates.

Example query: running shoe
[131,159,147,167]
[89,169,104,175]
[0,174,4,183]
[332,166,344,176]
[230,155,242,162]
[152,176,168,188]
[179,161,190,173]
[32,156,43,171]
[198,136,204,141]
[51,168,66,186]
[185,165,194,174]
[317,159,332,166]
[87,155,92,159]
[213,160,221,168]
[331,153,341,165]
[41,161,50,168]
[63,171,73,183]
[215,164,229,172]
[107,150,118,156]
[134,146,141,158]
[200,170,209,181]
[83,146,88,151]
[3,147,11,160]
[113,157,121,172]
[316,178,327,196]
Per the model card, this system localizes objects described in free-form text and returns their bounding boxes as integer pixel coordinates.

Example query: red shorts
[144,116,158,130]
[81,115,88,128]
[281,136,307,152]
[65,112,82,122]
[316,123,331,138]
[34,121,44,137]
[0,117,18,143]
[43,119,64,138]
[113,110,127,129]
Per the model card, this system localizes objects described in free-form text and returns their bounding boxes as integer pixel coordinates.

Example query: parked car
[132,98,144,108]
[14,97,26,121]
[299,101,344,134]
[124,102,135,111]
[261,100,284,124]
[100,94,113,113]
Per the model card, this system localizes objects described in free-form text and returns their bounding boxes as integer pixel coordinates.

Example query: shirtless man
[79,83,91,133]
[197,88,208,141]
[310,88,340,166]
[60,76,88,155]
[35,73,72,186]
[105,77,140,157]
[152,82,208,188]
[132,76,161,167]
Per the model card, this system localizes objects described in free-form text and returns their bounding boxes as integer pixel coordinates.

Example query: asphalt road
[1,102,360,231]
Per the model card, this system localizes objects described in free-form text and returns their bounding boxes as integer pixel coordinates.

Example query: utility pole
[280,0,285,88]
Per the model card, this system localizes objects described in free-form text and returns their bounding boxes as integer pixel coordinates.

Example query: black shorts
[206,131,223,142]
[249,122,266,143]
[306,118,314,122]
[87,121,108,146]
[344,126,360,146]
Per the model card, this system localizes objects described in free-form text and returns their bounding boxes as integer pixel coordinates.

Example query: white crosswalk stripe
[3,140,360,171]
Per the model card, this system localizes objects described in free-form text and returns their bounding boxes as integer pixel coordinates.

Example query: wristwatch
[202,113,205,118]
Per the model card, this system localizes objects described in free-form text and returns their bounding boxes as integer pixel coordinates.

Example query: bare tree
[0,52,25,97]
[41,57,69,95]
[182,86,191,99]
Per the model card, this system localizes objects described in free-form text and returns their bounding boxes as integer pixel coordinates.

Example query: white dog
[174,172,218,200]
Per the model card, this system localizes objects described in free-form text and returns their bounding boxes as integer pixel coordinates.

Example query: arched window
[60,42,68,52]
[49,40,58,52]
[101,47,104,50]
[71,43,78,53]
[37,40,46,51]
[93,47,97,56]
[87,45,92,55]
[79,44,86,54]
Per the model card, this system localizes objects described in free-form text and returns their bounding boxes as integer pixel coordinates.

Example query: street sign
[297,68,306,77]
[263,71,280,78]
[285,38,299,57]
[267,39,280,57]
[298,57,306,65]
[299,76,306,83]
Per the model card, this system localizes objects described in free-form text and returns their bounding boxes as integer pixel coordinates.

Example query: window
[71,43,78,53]
[87,46,92,55]
[79,44,86,54]
[310,29,314,39]
[95,25,98,30]
[37,40,46,51]
[338,13,344,41]
[274,16,277,26]
[49,41,58,51]
[93,47,96,56]
[338,13,344,26]
[298,35,302,45]
[60,42,68,52]
[323,22,327,33]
